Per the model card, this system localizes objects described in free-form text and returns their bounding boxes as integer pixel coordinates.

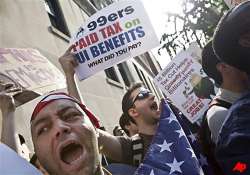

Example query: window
[133,63,151,89]
[89,0,113,9]
[140,70,150,90]
[105,67,120,82]
[118,63,131,87]
[147,77,161,100]
[44,0,70,36]
[133,63,144,82]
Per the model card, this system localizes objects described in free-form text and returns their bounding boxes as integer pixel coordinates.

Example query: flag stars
[149,169,155,175]
[199,154,208,167]
[175,129,185,138]
[135,104,206,174]
[166,113,178,124]
[166,158,184,174]
[188,133,197,143]
[158,140,173,152]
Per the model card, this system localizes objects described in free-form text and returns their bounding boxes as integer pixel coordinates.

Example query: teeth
[60,143,83,165]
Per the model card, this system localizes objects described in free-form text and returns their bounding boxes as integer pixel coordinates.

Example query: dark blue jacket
[216,92,250,175]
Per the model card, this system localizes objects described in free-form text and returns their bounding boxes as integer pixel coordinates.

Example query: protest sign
[0,48,66,96]
[154,51,213,123]
[0,143,42,175]
[224,0,246,8]
[70,0,159,80]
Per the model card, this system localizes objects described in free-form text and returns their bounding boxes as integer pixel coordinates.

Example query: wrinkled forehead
[31,100,80,127]
[42,99,78,113]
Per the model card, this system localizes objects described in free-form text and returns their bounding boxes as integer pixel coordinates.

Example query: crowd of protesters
[1,1,250,175]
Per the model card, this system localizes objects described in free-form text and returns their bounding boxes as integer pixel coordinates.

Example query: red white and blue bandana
[31,92,100,128]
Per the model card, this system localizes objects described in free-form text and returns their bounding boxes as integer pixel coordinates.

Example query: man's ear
[216,63,222,72]
[216,62,227,73]
[239,32,250,47]
[128,108,139,119]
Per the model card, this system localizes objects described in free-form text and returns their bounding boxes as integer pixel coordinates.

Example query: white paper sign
[224,0,247,8]
[0,143,42,175]
[70,0,159,80]
[154,51,213,123]
[0,48,66,95]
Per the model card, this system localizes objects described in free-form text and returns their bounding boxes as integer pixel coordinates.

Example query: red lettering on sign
[73,32,99,51]
[99,22,123,39]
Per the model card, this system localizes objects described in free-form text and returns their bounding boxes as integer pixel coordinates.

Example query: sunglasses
[131,88,152,106]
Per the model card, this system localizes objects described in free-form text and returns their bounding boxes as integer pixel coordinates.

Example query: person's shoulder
[116,136,133,145]
[207,105,228,116]
[206,105,228,122]
[217,92,250,144]
[216,94,250,174]
[226,92,250,120]
[232,91,250,108]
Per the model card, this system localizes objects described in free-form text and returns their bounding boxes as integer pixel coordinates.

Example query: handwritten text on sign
[0,48,66,94]
[154,51,211,123]
[70,0,159,80]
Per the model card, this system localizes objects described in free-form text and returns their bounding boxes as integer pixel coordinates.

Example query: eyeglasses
[131,88,152,106]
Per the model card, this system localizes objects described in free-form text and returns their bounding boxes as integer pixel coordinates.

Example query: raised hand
[0,81,22,114]
[58,46,83,102]
[59,45,78,77]
[0,81,21,151]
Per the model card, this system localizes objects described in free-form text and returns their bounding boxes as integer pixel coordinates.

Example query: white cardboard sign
[154,51,213,123]
[0,48,66,95]
[70,0,159,80]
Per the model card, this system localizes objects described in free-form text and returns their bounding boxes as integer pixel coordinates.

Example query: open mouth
[60,142,83,165]
[150,101,158,111]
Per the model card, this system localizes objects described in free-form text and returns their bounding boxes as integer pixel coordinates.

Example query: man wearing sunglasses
[94,83,161,166]
[119,83,161,165]
[58,49,161,167]
[122,83,160,132]
[92,83,161,166]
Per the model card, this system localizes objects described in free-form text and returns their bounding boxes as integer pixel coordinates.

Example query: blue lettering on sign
[136,26,145,38]
[90,46,100,58]
[112,36,122,48]
[81,26,146,60]
[87,6,135,31]
[75,50,90,63]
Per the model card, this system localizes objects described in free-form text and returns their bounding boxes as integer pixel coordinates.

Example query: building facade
[0,0,162,151]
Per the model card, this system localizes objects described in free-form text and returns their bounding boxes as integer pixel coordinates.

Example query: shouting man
[30,92,111,175]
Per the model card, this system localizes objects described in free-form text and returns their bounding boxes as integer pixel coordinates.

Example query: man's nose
[54,120,71,138]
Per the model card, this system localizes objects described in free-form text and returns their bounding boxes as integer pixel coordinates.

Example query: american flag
[134,101,206,175]
[177,113,213,175]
